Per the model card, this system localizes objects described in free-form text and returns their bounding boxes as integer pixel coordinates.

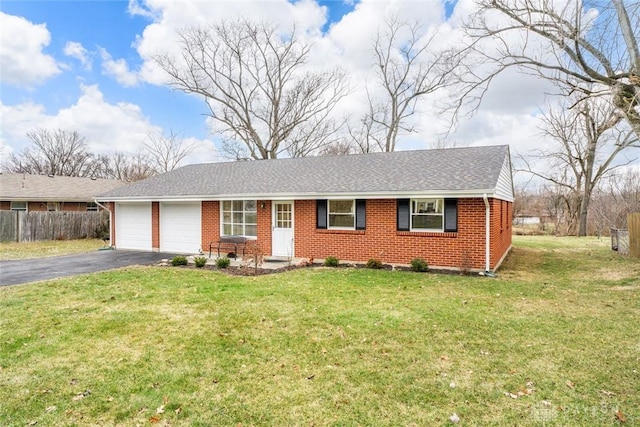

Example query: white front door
[272,201,294,257]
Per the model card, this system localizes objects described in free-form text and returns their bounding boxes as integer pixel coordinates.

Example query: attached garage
[115,202,151,250]
[160,202,202,253]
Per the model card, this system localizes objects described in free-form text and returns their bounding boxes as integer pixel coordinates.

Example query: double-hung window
[316,199,366,230]
[222,200,257,237]
[398,198,457,232]
[411,199,444,231]
[328,200,355,229]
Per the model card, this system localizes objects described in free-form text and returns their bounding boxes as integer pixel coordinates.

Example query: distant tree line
[2,128,195,182]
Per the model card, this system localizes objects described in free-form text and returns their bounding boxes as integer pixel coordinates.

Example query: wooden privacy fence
[0,211,109,243]
[629,212,640,258]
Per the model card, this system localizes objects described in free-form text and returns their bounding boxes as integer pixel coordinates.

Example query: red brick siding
[490,198,512,269]
[294,198,511,270]
[108,202,116,247]
[199,200,272,256]
[0,201,95,211]
[201,201,220,252]
[152,202,160,250]
[256,200,272,255]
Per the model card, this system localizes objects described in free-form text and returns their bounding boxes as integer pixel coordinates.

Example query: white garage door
[160,202,202,253]
[115,202,152,250]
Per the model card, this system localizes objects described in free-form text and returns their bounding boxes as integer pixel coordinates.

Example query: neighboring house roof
[0,173,126,202]
[98,145,514,201]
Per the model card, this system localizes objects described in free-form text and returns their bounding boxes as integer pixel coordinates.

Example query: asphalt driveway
[0,250,179,286]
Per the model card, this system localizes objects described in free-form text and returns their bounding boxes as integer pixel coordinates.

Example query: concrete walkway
[0,250,178,286]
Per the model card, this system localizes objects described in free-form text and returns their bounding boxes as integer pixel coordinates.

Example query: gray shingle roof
[98,145,510,200]
[1,173,126,202]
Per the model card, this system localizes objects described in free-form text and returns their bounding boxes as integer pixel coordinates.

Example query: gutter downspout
[482,194,491,274]
[95,200,113,248]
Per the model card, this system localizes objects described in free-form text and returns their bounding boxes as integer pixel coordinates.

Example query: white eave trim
[96,189,508,203]
[97,189,513,202]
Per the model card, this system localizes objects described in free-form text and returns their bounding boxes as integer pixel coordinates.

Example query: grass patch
[0,239,105,260]
[1,236,638,425]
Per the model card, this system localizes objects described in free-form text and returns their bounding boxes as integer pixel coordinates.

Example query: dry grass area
[0,236,638,426]
[0,239,106,260]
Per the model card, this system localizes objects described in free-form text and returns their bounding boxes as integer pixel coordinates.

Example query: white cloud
[64,41,91,70]
[1,84,220,163]
[0,12,61,86]
[98,48,140,87]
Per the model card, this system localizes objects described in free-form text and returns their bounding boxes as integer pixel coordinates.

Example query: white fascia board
[97,189,500,202]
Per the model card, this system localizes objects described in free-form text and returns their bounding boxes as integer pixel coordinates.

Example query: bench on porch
[209,235,251,258]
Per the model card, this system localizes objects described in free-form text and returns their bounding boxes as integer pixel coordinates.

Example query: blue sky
[0,0,567,169]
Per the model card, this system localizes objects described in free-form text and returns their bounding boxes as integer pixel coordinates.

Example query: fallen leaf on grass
[72,390,91,401]
[28,421,37,426]
[565,380,575,389]
[156,405,165,414]
[149,415,161,423]
[504,382,535,399]
[449,413,460,423]
[175,406,183,415]
[601,390,616,397]
[45,406,56,413]
[616,410,627,423]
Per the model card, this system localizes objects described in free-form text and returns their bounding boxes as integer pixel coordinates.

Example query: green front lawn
[1,237,638,426]
[0,239,106,260]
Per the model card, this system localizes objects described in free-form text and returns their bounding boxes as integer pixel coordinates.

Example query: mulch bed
[162,261,473,277]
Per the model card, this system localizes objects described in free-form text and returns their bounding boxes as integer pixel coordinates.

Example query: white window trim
[220,200,258,238]
[410,198,444,232]
[328,199,355,230]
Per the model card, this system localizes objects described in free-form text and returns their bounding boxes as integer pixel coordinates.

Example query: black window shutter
[355,199,366,230]
[444,199,458,232]
[397,199,410,231]
[316,199,327,229]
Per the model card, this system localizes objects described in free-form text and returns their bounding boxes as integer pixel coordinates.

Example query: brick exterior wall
[293,198,506,270]
[108,202,116,247]
[0,201,94,211]
[490,198,513,269]
[201,201,220,255]
[114,196,512,271]
[256,200,272,255]
[152,202,160,250]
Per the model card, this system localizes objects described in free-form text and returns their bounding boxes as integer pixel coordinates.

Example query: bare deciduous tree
[520,96,638,236]
[156,19,348,159]
[590,168,640,233]
[451,0,640,138]
[351,16,449,152]
[4,129,107,177]
[106,151,156,182]
[144,130,196,173]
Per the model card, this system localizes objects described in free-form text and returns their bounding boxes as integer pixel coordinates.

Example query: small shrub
[171,255,188,266]
[324,256,339,267]
[194,256,207,268]
[216,257,231,269]
[410,258,428,272]
[366,258,383,269]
